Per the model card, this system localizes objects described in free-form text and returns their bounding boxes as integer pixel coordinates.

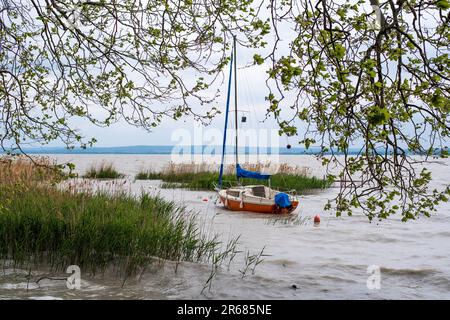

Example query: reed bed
[138,161,311,177]
[84,162,124,179]
[0,157,221,276]
[0,156,65,184]
[136,162,330,192]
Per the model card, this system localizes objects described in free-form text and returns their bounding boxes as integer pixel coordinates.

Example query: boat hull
[219,195,299,214]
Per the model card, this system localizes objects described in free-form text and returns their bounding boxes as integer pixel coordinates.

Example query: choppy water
[1,154,449,299]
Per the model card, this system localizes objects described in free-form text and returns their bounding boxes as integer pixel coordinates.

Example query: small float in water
[215,36,299,214]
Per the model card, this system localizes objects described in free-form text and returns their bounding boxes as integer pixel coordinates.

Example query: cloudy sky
[46,1,384,149]
[65,39,299,148]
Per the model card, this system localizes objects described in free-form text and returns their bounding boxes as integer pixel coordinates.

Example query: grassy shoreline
[136,162,330,192]
[0,157,220,276]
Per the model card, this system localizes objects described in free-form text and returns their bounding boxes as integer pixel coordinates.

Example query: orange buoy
[313,214,321,223]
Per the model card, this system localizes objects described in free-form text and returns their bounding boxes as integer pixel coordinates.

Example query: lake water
[1,154,449,299]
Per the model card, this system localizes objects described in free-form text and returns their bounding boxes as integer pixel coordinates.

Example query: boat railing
[212,180,243,191]
[213,180,298,197]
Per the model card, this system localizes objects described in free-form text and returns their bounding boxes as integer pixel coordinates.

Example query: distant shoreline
[3,145,325,155]
[1,145,429,155]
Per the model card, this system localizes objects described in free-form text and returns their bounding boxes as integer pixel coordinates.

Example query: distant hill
[3,145,368,155]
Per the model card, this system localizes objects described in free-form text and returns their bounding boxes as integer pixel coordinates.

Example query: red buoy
[314,214,321,223]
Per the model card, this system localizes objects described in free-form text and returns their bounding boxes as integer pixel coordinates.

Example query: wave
[380,267,438,277]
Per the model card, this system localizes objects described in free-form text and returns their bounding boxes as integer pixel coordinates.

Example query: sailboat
[216,36,299,214]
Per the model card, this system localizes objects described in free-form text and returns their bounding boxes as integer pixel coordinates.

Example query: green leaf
[333,43,346,59]
[367,106,391,125]
[368,70,376,78]
[436,0,450,10]
[253,54,264,65]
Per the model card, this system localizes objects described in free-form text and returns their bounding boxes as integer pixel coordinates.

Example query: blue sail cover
[275,193,291,208]
[236,164,271,180]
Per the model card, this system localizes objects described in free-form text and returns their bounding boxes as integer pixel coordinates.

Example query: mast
[218,39,234,189]
[233,35,239,172]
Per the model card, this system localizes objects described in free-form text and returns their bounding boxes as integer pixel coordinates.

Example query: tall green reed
[0,157,222,278]
[84,162,124,179]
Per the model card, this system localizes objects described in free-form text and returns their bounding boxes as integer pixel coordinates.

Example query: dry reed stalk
[0,155,63,187]
[159,161,312,176]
